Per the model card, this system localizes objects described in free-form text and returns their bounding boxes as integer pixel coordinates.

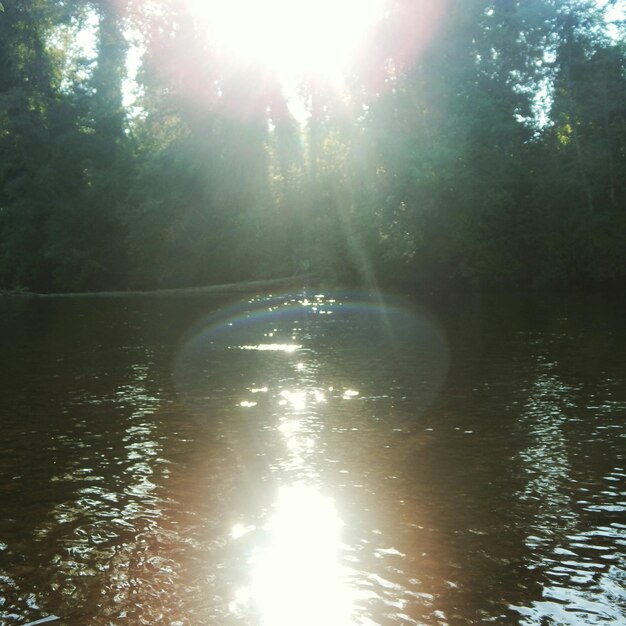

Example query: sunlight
[238,343,301,352]
[279,389,307,411]
[250,484,355,626]
[187,0,384,85]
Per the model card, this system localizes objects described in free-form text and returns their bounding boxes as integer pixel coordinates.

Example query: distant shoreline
[0,276,316,298]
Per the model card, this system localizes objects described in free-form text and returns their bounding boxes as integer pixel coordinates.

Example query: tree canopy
[1,0,625,293]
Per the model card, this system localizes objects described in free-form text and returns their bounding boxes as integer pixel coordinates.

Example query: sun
[187,0,385,85]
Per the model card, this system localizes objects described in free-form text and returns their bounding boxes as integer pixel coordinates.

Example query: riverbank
[0,275,316,298]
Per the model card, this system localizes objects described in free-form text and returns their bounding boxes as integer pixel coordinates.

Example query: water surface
[0,291,624,625]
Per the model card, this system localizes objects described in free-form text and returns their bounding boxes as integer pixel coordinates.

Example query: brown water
[0,291,624,625]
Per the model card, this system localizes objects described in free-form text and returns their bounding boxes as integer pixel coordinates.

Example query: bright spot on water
[280,389,307,411]
[250,484,354,626]
[278,418,301,438]
[313,389,326,403]
[231,523,256,539]
[278,418,316,456]
[239,344,301,353]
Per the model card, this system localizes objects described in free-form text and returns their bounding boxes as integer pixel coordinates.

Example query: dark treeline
[1,0,625,293]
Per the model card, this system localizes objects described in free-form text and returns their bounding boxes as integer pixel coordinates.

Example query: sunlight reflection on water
[170,292,450,623]
[243,484,354,626]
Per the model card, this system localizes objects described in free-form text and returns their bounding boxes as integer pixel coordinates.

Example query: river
[0,291,624,625]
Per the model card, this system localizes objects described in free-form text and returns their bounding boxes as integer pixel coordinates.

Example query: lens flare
[189,0,384,86]
[172,292,449,421]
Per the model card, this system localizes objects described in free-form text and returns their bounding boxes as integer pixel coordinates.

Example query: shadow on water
[0,291,624,624]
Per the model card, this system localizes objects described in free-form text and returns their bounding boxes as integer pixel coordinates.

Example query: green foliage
[0,0,625,292]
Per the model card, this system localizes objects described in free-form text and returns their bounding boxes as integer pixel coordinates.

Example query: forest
[1,0,625,294]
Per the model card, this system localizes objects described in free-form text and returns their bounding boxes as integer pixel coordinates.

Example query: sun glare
[188,0,385,85]
[250,484,354,625]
